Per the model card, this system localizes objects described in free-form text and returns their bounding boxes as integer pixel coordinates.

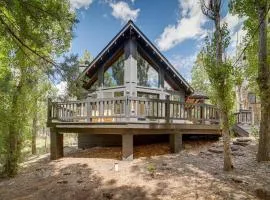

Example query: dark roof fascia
[130,22,193,93]
[78,20,194,93]
[77,22,132,81]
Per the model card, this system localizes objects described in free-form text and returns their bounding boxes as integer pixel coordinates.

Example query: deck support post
[50,128,63,160]
[122,134,133,161]
[170,133,182,153]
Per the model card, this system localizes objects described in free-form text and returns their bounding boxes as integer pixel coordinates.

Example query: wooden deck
[48,97,220,124]
[47,97,221,160]
[52,122,221,135]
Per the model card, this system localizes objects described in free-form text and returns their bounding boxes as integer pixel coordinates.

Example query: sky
[68,0,246,82]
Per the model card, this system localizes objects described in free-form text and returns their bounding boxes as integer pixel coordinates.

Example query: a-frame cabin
[79,20,193,102]
[47,21,221,160]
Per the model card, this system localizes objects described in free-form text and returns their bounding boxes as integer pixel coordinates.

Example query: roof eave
[78,20,194,94]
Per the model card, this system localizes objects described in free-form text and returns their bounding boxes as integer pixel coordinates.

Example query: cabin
[47,20,221,161]
[233,90,261,137]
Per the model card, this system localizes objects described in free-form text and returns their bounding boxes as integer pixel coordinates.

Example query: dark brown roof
[189,91,209,99]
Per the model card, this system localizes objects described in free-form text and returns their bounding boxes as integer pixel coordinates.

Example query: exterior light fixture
[114,162,119,172]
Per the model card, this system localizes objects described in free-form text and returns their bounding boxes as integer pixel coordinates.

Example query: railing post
[201,104,205,124]
[87,101,91,122]
[47,98,52,126]
[165,95,170,123]
[251,109,254,125]
[125,96,130,121]
[99,100,104,122]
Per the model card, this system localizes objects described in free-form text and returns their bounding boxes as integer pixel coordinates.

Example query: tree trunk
[32,104,38,155]
[4,82,23,177]
[221,107,234,171]
[215,14,222,65]
[257,2,270,161]
[215,6,233,171]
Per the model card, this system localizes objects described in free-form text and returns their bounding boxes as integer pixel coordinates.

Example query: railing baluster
[48,97,221,125]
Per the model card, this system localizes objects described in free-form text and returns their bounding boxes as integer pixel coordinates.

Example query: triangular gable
[79,20,194,94]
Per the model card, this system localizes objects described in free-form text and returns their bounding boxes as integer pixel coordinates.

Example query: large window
[137,54,159,88]
[137,92,159,99]
[104,54,125,87]
[89,80,98,90]
[164,80,173,90]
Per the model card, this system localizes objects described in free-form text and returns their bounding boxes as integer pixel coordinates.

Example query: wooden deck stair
[232,124,251,137]
[233,109,258,137]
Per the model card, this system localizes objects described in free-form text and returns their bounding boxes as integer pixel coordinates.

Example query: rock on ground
[0,139,269,200]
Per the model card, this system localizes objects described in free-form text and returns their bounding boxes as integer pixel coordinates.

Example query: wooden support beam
[159,68,164,89]
[124,38,137,97]
[170,133,182,153]
[122,134,133,160]
[50,128,63,160]
[47,98,52,126]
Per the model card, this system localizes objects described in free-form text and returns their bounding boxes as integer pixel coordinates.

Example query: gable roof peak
[79,20,193,94]
[127,19,134,24]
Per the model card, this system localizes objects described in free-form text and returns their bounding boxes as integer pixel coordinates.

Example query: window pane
[164,80,173,90]
[114,91,124,97]
[137,54,159,88]
[90,81,98,90]
[171,94,181,101]
[137,92,159,99]
[104,54,125,87]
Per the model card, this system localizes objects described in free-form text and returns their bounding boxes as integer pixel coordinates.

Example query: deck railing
[235,109,253,125]
[47,97,220,125]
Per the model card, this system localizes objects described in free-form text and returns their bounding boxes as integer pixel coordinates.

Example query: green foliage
[103,54,125,87]
[230,0,270,95]
[232,60,245,87]
[251,125,259,141]
[79,49,93,66]
[0,0,76,176]
[146,163,156,173]
[137,54,150,87]
[231,0,270,161]
[112,55,125,86]
[60,54,82,99]
[0,0,76,57]
[104,71,114,87]
[229,0,266,20]
[201,23,235,127]
[191,52,216,104]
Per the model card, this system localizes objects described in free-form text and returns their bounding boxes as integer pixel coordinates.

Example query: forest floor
[0,137,270,200]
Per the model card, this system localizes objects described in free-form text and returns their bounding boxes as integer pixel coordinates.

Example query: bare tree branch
[200,0,216,20]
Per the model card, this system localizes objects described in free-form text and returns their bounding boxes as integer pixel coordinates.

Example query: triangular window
[104,54,125,87]
[137,53,159,88]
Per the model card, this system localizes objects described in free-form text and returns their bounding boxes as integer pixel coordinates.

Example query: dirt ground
[0,138,269,200]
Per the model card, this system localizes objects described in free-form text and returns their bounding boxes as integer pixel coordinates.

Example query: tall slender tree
[230,0,270,161]
[200,0,234,171]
